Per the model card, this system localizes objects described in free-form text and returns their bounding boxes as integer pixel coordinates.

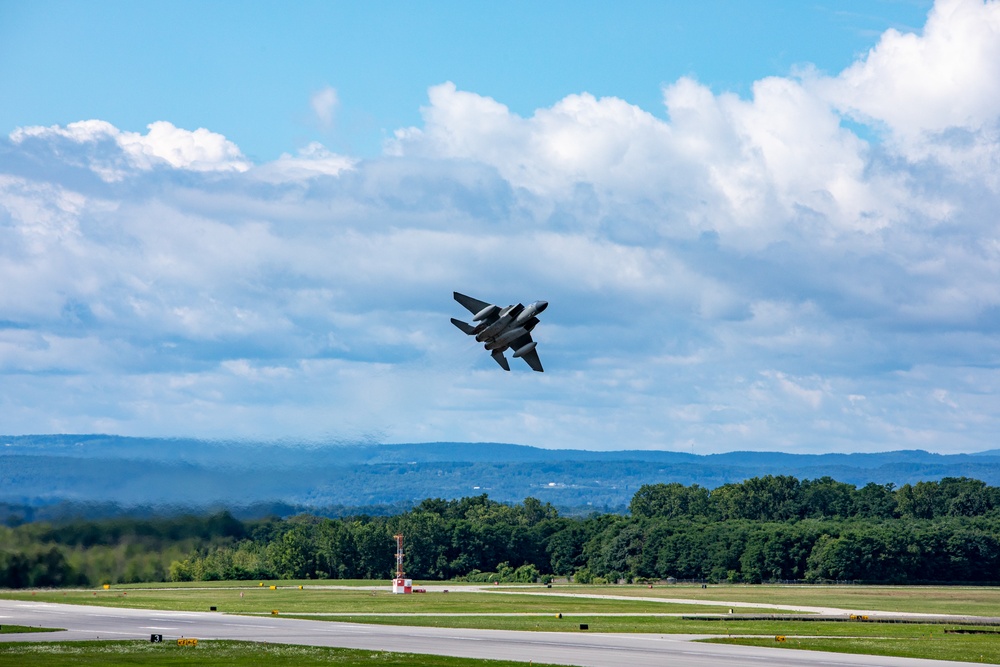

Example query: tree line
[628,475,1000,521]
[3,476,1000,588]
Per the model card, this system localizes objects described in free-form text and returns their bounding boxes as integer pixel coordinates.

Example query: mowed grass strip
[704,633,1000,665]
[281,614,737,633]
[0,639,563,667]
[113,579,387,589]
[0,625,61,634]
[542,584,1000,616]
[12,581,1000,615]
[284,613,1000,637]
[0,587,761,615]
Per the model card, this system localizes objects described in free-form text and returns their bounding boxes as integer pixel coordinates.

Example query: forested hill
[4,434,1000,513]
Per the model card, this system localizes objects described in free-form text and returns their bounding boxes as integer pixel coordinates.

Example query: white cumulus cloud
[10,120,250,181]
[820,0,1000,179]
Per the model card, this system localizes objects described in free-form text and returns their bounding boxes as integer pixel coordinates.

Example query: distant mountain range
[4,434,1000,517]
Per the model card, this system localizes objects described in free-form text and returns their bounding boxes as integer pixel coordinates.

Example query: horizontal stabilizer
[451,318,477,335]
[521,347,544,372]
[491,349,511,371]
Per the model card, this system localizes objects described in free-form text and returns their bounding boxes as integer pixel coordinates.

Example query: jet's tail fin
[451,318,477,335]
[491,349,511,371]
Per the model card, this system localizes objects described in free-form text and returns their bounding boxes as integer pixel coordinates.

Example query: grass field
[0,586,766,615]
[48,579,1000,616]
[92,579,1000,617]
[283,612,1000,637]
[0,625,60,634]
[0,640,560,666]
[537,583,1000,616]
[706,633,1000,665]
[111,579,387,589]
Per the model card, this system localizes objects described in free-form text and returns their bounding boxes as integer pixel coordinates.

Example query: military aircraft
[451,292,547,372]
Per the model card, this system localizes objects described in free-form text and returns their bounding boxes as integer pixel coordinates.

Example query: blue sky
[2,0,1000,454]
[2,1,931,159]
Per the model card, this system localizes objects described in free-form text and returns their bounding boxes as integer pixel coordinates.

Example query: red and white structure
[392,533,412,594]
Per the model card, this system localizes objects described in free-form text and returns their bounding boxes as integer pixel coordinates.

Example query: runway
[0,600,980,666]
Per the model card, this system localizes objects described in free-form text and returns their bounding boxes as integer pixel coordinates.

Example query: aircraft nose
[535,300,548,313]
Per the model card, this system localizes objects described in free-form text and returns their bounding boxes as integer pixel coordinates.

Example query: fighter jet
[451,292,547,372]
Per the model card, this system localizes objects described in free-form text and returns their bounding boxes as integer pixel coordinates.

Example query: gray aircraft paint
[452,292,547,372]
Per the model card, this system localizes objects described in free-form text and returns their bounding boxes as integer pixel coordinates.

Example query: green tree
[740,524,818,582]
[546,523,589,576]
[897,481,944,519]
[854,482,897,518]
[630,483,712,519]
[799,477,855,519]
[714,476,801,521]
[940,477,993,517]
[267,525,314,579]
[391,512,454,579]
[352,522,393,579]
[596,522,645,580]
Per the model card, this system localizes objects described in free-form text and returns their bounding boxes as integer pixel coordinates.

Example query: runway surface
[0,599,981,666]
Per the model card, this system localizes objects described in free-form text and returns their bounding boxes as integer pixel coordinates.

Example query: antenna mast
[394,534,404,579]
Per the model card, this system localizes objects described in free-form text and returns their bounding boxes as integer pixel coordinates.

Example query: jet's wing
[511,333,543,372]
[454,292,493,316]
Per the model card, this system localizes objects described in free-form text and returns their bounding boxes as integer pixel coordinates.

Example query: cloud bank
[2,0,999,453]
